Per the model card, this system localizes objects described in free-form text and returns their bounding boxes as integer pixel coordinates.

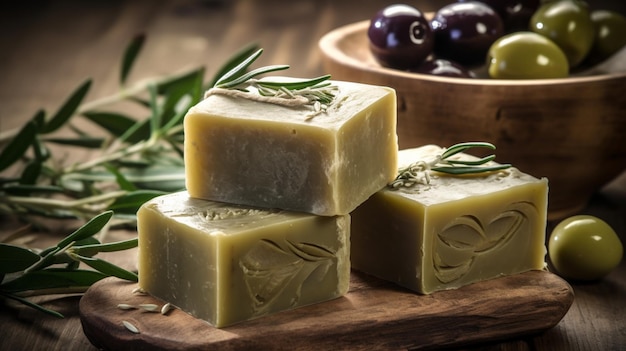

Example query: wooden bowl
[319,20,626,220]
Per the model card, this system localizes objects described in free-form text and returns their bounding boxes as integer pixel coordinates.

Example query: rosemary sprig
[206,48,338,112]
[389,142,512,189]
[0,211,137,318]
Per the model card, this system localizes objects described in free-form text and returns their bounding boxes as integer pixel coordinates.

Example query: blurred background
[1,0,625,132]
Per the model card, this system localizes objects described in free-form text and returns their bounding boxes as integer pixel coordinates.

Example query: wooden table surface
[1,1,625,350]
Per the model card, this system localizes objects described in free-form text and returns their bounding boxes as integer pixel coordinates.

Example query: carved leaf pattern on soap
[433,202,535,284]
[239,239,336,312]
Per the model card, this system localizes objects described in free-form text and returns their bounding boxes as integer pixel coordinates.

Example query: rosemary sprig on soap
[389,142,512,189]
[206,48,338,113]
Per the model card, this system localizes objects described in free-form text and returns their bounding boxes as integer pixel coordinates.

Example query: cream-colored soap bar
[137,191,350,328]
[184,79,397,216]
[350,145,548,294]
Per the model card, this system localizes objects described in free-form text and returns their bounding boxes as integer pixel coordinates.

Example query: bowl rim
[318,20,626,86]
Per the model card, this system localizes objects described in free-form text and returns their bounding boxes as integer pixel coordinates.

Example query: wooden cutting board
[79,270,573,350]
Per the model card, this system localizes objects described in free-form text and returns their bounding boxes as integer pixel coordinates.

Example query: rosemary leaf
[207,43,259,88]
[445,154,496,166]
[120,33,146,85]
[216,64,290,89]
[40,79,92,134]
[214,48,264,87]
[256,74,332,90]
[431,164,512,175]
[440,141,496,160]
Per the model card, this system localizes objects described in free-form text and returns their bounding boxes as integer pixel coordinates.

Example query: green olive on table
[530,0,594,68]
[549,215,623,281]
[486,31,569,79]
[584,10,626,65]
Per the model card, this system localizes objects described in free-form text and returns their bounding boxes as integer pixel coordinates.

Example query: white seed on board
[122,320,139,334]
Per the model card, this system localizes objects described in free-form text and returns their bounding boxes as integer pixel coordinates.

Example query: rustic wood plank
[79,271,573,351]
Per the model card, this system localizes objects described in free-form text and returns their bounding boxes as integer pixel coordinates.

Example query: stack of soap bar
[350,145,548,294]
[184,79,398,216]
[138,191,350,328]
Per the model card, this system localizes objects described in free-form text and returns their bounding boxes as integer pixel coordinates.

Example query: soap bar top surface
[138,191,351,328]
[350,145,548,294]
[190,78,392,128]
[184,79,397,216]
[394,144,545,204]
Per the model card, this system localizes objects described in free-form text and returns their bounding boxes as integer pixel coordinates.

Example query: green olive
[530,0,594,68]
[549,215,623,281]
[585,10,626,65]
[487,32,569,79]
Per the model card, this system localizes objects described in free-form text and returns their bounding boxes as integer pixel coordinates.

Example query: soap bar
[350,145,548,294]
[183,79,397,216]
[137,191,351,328]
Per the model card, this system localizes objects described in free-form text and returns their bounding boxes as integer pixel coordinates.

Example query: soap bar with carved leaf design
[350,145,548,294]
[137,191,350,328]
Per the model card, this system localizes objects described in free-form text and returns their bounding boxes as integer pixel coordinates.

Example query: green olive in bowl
[530,0,594,68]
[549,215,623,281]
[487,31,569,79]
[585,10,626,65]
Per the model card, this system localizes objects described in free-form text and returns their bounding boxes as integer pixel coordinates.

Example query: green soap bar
[351,145,548,294]
[184,79,397,216]
[138,191,351,327]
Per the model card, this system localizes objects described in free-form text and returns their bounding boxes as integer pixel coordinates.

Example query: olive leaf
[56,211,113,249]
[39,79,92,134]
[0,292,64,318]
[41,136,105,149]
[0,244,40,274]
[81,111,139,137]
[71,238,138,257]
[1,268,108,293]
[107,190,165,214]
[120,33,146,85]
[0,120,37,172]
[71,254,138,282]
